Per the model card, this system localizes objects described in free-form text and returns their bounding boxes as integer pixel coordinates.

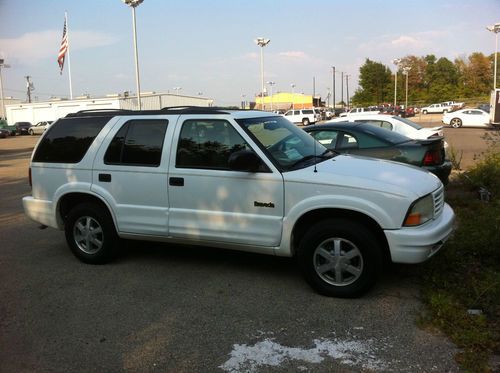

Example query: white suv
[282,108,321,125]
[23,108,455,297]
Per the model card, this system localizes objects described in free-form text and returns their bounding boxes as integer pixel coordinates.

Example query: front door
[168,117,284,248]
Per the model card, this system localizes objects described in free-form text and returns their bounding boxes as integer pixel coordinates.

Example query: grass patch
[418,135,500,371]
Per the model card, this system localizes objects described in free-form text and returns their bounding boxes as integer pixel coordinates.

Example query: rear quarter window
[33,116,110,163]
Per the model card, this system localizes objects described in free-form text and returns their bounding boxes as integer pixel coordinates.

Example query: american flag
[58,17,68,74]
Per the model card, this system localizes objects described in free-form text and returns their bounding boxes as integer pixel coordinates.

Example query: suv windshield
[393,116,423,130]
[237,116,334,171]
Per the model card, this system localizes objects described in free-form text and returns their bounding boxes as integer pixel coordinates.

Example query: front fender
[277,194,405,257]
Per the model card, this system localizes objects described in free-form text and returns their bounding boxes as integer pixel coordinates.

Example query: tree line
[351,52,499,107]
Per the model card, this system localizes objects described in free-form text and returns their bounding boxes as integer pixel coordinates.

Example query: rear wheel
[297,219,382,298]
[65,203,118,264]
[29,129,34,135]
[302,118,310,126]
[422,110,428,114]
[450,118,462,128]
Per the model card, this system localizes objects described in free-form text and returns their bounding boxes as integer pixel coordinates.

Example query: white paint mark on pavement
[219,337,388,372]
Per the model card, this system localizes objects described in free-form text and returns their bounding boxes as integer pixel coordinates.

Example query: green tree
[351,59,392,105]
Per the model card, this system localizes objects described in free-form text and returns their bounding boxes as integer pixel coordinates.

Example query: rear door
[91,116,175,236]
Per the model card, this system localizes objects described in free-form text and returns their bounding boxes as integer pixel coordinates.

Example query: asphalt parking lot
[1,124,490,372]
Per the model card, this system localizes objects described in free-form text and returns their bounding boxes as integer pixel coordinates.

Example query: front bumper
[385,203,455,263]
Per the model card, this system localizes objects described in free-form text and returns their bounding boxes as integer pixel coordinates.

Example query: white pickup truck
[23,108,455,298]
[421,103,454,114]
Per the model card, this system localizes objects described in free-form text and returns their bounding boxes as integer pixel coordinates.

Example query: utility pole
[346,74,351,110]
[331,66,335,112]
[341,71,344,109]
[312,76,315,107]
[25,76,34,103]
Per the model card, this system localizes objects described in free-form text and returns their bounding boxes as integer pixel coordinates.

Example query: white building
[5,92,214,124]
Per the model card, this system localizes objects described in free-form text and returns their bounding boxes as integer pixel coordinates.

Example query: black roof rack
[65,106,253,118]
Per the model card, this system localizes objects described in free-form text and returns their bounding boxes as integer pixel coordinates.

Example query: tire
[443,109,448,113]
[302,118,310,126]
[64,203,118,264]
[422,110,428,115]
[297,219,383,298]
[29,129,34,135]
[450,118,462,128]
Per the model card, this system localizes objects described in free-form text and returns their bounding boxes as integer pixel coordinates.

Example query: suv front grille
[432,185,445,218]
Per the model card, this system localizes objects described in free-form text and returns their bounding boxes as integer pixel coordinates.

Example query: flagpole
[65,11,73,100]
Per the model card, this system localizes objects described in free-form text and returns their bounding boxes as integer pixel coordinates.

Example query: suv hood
[284,154,441,199]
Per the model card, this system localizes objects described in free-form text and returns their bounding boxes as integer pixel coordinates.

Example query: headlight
[403,194,434,226]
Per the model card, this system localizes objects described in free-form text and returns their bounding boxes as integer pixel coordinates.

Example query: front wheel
[29,129,34,135]
[450,118,462,128]
[422,110,428,114]
[297,219,382,298]
[65,203,118,264]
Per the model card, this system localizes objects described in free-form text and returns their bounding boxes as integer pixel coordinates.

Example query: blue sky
[0,0,499,106]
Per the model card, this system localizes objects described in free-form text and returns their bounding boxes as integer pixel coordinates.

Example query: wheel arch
[57,192,117,230]
[290,208,391,263]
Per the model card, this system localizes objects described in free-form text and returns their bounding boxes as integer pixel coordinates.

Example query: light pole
[345,74,351,110]
[403,66,411,109]
[255,37,270,109]
[0,59,11,120]
[173,87,182,95]
[122,0,144,110]
[241,94,246,109]
[267,81,275,111]
[291,83,295,110]
[392,58,401,107]
[487,23,500,90]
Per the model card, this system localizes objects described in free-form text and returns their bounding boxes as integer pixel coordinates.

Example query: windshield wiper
[288,150,336,169]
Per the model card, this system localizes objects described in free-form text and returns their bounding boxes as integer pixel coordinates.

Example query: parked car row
[0,121,54,137]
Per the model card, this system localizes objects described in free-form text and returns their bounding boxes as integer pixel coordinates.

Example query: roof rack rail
[64,106,254,118]
[65,109,136,117]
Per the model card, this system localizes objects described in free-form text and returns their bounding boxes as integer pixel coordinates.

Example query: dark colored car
[304,122,452,184]
[14,121,32,135]
[0,128,10,138]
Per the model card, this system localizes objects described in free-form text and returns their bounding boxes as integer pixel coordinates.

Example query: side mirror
[228,150,262,172]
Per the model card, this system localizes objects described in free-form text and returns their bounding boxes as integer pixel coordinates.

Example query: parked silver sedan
[29,121,53,135]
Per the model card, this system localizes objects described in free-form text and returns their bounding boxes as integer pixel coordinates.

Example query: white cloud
[358,30,450,54]
[390,35,425,48]
[0,30,119,64]
[279,51,308,59]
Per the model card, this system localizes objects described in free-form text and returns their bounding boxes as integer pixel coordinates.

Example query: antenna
[313,128,318,173]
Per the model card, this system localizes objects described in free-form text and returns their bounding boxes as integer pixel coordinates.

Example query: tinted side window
[338,133,358,149]
[33,116,110,163]
[104,120,168,167]
[310,130,338,148]
[176,120,249,170]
